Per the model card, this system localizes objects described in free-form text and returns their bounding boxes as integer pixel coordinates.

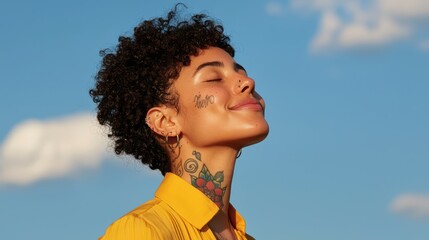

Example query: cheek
[212,90,229,106]
[191,88,229,111]
[208,87,230,106]
[193,93,215,109]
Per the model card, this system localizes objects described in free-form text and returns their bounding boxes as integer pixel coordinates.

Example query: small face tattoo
[194,94,215,109]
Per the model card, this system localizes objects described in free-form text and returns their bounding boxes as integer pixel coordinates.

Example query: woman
[90,5,269,240]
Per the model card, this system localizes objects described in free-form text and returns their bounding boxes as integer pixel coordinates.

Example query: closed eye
[205,78,222,82]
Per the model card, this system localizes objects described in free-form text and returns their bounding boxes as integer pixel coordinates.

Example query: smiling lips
[230,98,263,111]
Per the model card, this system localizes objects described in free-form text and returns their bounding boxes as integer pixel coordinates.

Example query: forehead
[172,47,235,92]
[185,47,234,71]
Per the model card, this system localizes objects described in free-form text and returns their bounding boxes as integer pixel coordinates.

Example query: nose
[236,76,255,94]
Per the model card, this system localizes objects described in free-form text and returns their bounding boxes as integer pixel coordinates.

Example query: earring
[145,117,151,128]
[174,135,181,149]
[165,133,181,151]
[236,149,242,159]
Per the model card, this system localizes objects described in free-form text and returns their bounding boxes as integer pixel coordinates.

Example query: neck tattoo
[183,150,227,208]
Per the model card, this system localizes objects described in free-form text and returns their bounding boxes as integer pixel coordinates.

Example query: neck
[170,145,240,240]
[170,146,238,215]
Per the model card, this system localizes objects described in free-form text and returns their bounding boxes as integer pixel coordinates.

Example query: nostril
[241,86,249,92]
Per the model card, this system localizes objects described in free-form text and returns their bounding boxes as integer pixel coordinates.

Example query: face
[173,47,269,149]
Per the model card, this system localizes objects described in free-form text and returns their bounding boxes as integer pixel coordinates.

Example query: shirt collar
[155,173,247,233]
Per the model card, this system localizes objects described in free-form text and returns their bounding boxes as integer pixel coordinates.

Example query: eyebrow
[234,63,246,72]
[193,61,247,77]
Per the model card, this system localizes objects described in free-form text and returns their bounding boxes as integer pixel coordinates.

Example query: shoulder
[99,198,173,240]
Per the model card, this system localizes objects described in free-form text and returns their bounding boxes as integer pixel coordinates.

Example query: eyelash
[205,78,222,82]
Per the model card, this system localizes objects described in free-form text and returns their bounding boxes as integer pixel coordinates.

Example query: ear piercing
[145,116,152,129]
[164,132,181,151]
[145,113,161,129]
[236,149,242,159]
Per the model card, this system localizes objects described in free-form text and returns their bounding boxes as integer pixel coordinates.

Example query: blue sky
[1,0,429,239]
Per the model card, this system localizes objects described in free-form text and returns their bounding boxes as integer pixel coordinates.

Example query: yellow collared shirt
[99,173,254,239]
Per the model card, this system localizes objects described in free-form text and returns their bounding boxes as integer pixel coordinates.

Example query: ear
[146,105,181,137]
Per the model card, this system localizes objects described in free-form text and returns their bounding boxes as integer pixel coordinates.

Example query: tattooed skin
[174,160,183,177]
[184,159,198,173]
[184,151,201,174]
[194,94,214,109]
[184,150,227,208]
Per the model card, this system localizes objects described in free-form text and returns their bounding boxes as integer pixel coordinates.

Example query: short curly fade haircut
[89,5,235,175]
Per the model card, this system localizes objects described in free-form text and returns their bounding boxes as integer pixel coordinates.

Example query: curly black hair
[89,5,235,175]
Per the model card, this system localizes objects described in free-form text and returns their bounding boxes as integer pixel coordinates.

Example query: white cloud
[338,15,410,48]
[390,193,429,219]
[0,113,111,186]
[291,0,429,52]
[311,10,342,51]
[378,0,429,19]
[266,2,286,16]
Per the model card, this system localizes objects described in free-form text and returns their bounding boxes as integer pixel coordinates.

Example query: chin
[245,130,269,147]
[234,123,270,148]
